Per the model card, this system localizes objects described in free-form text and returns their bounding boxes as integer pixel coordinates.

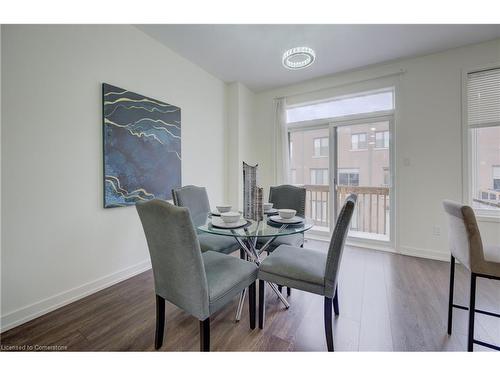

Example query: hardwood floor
[1,240,499,351]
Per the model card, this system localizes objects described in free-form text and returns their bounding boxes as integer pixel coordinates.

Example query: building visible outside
[472,125,500,209]
[289,121,390,239]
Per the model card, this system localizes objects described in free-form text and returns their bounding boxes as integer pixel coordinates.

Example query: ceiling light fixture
[282,47,316,70]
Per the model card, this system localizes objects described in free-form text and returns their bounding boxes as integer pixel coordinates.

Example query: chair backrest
[269,185,306,216]
[136,199,210,320]
[324,194,357,297]
[171,185,211,227]
[442,200,484,272]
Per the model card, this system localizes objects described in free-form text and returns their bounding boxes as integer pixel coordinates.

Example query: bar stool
[443,200,500,351]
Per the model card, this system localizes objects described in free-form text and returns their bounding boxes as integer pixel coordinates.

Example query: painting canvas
[102,83,181,208]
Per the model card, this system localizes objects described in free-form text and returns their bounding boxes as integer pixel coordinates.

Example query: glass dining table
[198,215,314,321]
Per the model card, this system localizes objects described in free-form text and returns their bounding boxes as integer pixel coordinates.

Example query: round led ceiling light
[282,47,316,70]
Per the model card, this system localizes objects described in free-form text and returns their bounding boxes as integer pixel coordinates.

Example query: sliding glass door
[288,115,393,243]
[333,117,393,242]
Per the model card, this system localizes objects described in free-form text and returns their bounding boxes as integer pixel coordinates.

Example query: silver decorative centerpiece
[243,162,263,221]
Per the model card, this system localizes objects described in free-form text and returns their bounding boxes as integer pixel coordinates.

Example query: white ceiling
[136,24,500,92]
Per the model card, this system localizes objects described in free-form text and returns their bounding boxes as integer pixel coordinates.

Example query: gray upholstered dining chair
[259,184,307,295]
[443,200,500,352]
[258,194,357,352]
[136,199,258,351]
[172,185,240,255]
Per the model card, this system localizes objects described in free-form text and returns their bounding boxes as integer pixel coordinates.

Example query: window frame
[493,165,500,191]
[285,82,398,249]
[310,168,329,185]
[374,130,390,149]
[383,167,390,186]
[351,132,368,151]
[286,87,395,124]
[313,136,329,158]
[337,168,360,186]
[462,64,500,220]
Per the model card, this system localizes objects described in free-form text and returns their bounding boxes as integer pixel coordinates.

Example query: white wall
[1,25,227,331]
[254,39,500,260]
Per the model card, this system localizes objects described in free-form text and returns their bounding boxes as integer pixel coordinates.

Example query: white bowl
[278,209,296,219]
[221,211,241,223]
[216,205,232,213]
[263,203,273,211]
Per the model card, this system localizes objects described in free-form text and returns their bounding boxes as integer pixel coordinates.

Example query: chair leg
[324,297,334,352]
[447,255,455,335]
[278,285,283,293]
[200,318,210,352]
[259,280,266,329]
[249,282,256,329]
[467,273,476,352]
[240,249,245,260]
[333,286,339,316]
[287,287,292,296]
[155,295,165,350]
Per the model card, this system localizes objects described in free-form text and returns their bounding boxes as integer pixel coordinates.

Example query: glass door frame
[329,112,395,248]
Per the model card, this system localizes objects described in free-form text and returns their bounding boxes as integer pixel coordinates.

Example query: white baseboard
[305,233,450,262]
[0,259,152,333]
[398,246,450,262]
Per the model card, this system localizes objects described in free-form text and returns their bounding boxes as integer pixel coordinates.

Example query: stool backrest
[442,200,484,272]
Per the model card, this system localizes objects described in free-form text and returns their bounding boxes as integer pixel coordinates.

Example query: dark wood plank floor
[2,240,499,351]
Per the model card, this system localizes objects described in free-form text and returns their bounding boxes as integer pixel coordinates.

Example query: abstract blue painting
[102,83,181,208]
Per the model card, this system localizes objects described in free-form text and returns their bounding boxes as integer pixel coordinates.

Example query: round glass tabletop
[197,215,314,238]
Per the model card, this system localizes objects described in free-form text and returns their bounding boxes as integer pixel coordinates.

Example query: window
[467,67,500,212]
[290,169,297,184]
[313,137,329,157]
[338,168,359,186]
[286,89,394,123]
[493,166,500,191]
[383,167,390,186]
[351,133,367,150]
[375,131,389,149]
[310,168,329,185]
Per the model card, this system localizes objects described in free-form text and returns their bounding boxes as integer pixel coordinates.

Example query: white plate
[211,217,248,229]
[269,215,304,225]
[211,210,243,217]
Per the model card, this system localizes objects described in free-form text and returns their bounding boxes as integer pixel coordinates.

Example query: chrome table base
[231,224,290,322]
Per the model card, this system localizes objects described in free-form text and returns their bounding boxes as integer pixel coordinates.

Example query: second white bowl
[263,203,273,211]
[278,209,296,219]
